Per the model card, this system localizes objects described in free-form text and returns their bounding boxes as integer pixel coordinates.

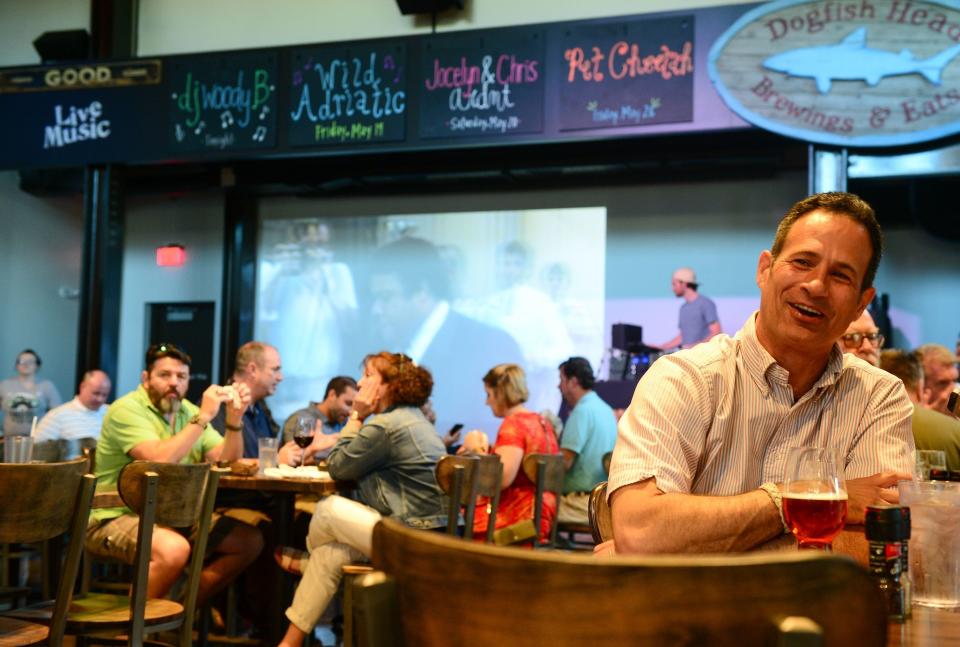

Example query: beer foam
[783,492,848,500]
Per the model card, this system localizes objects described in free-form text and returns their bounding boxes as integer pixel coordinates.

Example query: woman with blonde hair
[278,351,446,647]
[460,363,559,542]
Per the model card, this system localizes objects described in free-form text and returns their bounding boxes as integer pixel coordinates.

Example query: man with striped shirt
[609,192,914,555]
[33,369,111,443]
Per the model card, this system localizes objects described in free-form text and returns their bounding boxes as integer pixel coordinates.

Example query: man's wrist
[759,482,789,534]
[188,413,211,428]
[223,421,242,432]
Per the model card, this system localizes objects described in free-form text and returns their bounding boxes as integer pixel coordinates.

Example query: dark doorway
[147,301,216,405]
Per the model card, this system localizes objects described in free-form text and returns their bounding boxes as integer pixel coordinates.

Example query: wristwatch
[188,414,208,428]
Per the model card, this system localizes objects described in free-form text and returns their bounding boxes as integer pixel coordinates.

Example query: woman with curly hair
[460,363,559,543]
[278,352,446,647]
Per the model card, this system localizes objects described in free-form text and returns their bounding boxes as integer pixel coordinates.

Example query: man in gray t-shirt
[654,267,721,350]
[282,376,357,443]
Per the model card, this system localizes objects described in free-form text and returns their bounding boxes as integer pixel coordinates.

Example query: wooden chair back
[474,454,503,544]
[435,455,480,536]
[31,438,98,463]
[357,517,888,647]
[521,453,565,547]
[588,481,611,543]
[0,458,96,646]
[117,460,221,647]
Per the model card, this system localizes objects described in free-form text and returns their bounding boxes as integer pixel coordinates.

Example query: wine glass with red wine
[782,447,848,550]
[293,417,315,467]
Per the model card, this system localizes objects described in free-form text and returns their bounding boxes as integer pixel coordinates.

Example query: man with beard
[282,375,357,443]
[86,343,264,609]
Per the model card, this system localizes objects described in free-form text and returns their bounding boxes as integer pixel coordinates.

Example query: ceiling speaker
[395,0,464,15]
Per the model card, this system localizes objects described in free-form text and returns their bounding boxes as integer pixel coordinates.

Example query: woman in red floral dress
[460,363,559,542]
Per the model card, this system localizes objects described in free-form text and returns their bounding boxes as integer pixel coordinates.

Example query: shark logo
[763,27,960,94]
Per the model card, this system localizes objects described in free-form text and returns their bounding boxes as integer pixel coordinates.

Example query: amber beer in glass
[782,448,848,550]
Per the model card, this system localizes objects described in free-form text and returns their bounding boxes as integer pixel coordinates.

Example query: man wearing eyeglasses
[839,310,884,367]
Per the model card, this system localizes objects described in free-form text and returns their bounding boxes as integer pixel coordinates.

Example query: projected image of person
[458,241,573,413]
[369,237,523,437]
[260,222,357,416]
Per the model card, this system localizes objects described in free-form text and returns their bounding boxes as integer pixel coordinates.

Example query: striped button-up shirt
[609,313,914,497]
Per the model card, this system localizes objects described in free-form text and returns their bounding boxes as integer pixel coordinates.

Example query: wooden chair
[0,458,96,647]
[520,453,565,548]
[9,461,222,647]
[31,438,97,463]
[353,517,888,647]
[434,455,480,536]
[588,481,611,543]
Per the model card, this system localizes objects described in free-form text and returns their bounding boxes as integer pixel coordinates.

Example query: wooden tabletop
[887,606,960,647]
[218,472,342,495]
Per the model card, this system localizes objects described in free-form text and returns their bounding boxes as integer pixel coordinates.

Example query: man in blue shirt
[654,267,721,350]
[557,357,618,525]
[213,341,299,465]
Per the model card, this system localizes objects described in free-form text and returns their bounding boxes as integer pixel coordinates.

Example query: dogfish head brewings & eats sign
[709,0,960,146]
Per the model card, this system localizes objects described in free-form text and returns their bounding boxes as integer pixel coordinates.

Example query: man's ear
[140,369,149,386]
[857,287,876,315]
[756,250,772,288]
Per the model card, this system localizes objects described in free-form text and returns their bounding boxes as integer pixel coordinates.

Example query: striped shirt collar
[737,312,844,399]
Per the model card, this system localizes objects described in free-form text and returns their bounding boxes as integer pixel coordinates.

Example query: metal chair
[353,517,888,647]
[0,458,96,646]
[9,461,222,647]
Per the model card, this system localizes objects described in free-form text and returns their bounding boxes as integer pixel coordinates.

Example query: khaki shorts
[85,508,252,565]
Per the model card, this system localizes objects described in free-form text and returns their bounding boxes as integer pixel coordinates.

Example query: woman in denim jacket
[279,351,446,647]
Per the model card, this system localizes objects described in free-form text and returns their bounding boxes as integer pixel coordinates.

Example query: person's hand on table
[844,471,911,524]
[305,433,339,463]
[278,440,302,467]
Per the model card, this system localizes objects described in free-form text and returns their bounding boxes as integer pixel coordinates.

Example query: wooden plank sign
[709,0,960,146]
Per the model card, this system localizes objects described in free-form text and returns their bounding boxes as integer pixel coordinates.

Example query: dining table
[887,606,960,647]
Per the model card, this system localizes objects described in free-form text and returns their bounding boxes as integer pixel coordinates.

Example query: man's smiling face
[756,209,875,361]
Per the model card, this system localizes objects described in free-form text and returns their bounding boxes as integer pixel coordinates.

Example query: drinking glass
[292,417,315,467]
[917,450,949,481]
[257,437,279,474]
[899,480,960,608]
[782,447,848,550]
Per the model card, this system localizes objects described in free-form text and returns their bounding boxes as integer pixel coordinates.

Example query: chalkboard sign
[0,85,166,169]
[556,16,694,131]
[287,42,407,147]
[168,52,278,153]
[418,29,545,140]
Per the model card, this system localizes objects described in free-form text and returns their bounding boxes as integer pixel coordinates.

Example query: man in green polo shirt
[86,343,264,609]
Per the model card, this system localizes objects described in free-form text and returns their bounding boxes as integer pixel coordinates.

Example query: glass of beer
[782,447,848,550]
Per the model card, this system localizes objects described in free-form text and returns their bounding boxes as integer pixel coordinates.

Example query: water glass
[916,450,949,481]
[8,436,34,463]
[899,480,960,609]
[258,437,279,474]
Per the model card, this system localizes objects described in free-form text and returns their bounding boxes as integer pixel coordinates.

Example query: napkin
[264,464,331,480]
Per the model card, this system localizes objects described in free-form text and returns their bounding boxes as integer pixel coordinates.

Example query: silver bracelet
[759,482,789,534]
